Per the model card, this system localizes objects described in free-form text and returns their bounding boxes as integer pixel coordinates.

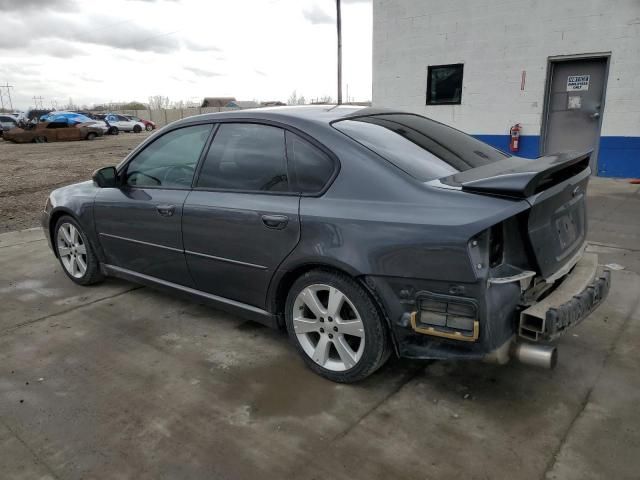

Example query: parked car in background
[4,121,104,143]
[40,112,109,134]
[0,115,18,137]
[41,106,610,383]
[124,115,156,131]
[104,114,145,134]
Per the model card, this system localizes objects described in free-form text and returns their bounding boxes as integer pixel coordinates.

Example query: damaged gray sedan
[41,106,610,382]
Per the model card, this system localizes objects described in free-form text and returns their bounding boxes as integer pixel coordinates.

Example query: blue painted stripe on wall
[597,137,640,178]
[472,134,640,178]
[473,134,540,159]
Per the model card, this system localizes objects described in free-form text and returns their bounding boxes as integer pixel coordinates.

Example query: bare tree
[148,95,170,110]
[288,90,298,105]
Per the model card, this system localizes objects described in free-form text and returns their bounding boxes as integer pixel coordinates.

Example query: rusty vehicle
[3,121,104,143]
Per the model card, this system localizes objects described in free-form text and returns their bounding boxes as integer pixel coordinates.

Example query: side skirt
[102,264,279,328]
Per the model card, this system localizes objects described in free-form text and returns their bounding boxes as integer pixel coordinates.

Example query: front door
[182,122,301,309]
[94,123,213,286]
[543,57,608,167]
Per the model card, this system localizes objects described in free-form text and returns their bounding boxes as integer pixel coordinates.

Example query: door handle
[156,204,176,217]
[261,214,288,229]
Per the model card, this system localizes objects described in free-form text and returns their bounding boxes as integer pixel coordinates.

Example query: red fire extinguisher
[509,123,521,153]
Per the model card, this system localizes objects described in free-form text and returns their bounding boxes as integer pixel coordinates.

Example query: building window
[426,64,464,105]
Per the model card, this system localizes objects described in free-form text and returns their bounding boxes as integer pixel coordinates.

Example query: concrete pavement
[1,177,639,479]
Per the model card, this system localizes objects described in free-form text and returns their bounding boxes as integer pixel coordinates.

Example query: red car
[124,115,155,131]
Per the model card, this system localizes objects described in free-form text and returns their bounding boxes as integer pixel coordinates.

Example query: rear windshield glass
[333,114,508,181]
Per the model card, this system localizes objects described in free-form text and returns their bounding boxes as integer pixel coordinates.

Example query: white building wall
[373,0,640,138]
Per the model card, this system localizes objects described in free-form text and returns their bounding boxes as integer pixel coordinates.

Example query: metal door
[542,57,607,165]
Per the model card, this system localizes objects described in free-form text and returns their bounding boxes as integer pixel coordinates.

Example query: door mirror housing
[92,166,119,188]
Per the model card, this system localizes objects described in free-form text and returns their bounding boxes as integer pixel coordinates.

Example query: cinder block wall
[372,0,640,177]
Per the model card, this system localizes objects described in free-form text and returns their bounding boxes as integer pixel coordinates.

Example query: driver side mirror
[92,166,119,188]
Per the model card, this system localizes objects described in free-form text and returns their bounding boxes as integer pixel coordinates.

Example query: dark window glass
[427,64,463,105]
[197,123,288,192]
[333,114,507,181]
[286,132,334,193]
[125,124,212,188]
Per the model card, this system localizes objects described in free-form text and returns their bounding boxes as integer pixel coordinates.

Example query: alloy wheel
[292,284,365,371]
[56,223,87,278]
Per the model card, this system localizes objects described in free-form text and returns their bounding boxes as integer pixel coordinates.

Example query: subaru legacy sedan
[42,106,610,382]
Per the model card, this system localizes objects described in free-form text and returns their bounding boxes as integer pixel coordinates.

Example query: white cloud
[1,0,372,109]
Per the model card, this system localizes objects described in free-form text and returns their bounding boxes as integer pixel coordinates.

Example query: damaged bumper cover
[519,252,610,341]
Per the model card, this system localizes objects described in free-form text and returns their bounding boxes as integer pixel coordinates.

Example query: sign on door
[567,75,590,91]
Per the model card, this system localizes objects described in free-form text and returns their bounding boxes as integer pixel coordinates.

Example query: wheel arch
[268,261,400,356]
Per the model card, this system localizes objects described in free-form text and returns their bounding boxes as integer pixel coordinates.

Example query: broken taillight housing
[489,223,504,268]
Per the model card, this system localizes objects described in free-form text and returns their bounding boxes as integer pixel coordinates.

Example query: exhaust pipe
[512,343,558,369]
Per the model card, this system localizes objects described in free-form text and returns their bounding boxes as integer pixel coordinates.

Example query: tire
[53,215,104,286]
[285,269,391,383]
[86,132,97,141]
[108,126,119,135]
[133,125,142,133]
[145,124,153,131]
[33,135,46,143]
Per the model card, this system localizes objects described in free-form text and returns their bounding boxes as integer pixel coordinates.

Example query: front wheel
[145,124,153,131]
[54,216,104,285]
[86,132,97,141]
[133,125,142,133]
[285,270,391,383]
[108,126,119,135]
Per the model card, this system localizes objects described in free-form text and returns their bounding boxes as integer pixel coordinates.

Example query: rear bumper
[519,253,610,341]
[367,253,610,361]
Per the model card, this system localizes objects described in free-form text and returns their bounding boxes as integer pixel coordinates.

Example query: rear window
[333,114,508,181]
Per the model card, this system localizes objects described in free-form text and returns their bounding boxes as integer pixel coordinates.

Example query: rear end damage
[374,150,610,369]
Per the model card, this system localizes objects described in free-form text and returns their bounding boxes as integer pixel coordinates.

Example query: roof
[188,105,370,125]
[226,100,260,109]
[201,97,236,108]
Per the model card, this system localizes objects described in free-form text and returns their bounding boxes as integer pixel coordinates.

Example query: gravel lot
[0,132,152,232]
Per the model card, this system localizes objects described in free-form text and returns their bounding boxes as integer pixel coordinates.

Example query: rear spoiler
[440,151,592,198]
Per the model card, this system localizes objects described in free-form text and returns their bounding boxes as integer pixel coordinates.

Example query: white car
[105,114,145,134]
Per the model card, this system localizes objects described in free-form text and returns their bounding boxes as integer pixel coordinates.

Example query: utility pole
[336,0,342,105]
[0,83,14,111]
[33,96,44,110]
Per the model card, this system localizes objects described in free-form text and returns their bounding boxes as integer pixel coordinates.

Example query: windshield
[333,113,508,181]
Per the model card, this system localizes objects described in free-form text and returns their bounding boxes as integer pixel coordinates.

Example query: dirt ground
[0,132,152,232]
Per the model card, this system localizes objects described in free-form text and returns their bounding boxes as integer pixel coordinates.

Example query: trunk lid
[441,151,592,278]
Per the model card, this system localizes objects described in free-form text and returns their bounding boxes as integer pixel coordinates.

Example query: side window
[197,123,288,192]
[106,115,117,123]
[286,132,334,193]
[125,124,212,188]
[118,115,129,122]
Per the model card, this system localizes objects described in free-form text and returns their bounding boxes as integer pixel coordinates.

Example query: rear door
[94,123,213,286]
[182,122,300,309]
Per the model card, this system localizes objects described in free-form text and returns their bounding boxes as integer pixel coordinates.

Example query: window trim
[118,123,216,191]
[190,118,340,197]
[426,63,464,106]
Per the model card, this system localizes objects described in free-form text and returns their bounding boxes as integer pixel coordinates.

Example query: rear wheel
[54,216,104,285]
[108,126,119,135]
[33,135,46,143]
[133,125,142,133]
[285,270,390,383]
[86,132,97,141]
[145,124,153,131]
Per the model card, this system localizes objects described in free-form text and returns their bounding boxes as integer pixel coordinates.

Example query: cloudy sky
[0,0,371,110]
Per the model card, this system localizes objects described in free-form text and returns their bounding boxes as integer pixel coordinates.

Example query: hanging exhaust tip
[512,342,558,369]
